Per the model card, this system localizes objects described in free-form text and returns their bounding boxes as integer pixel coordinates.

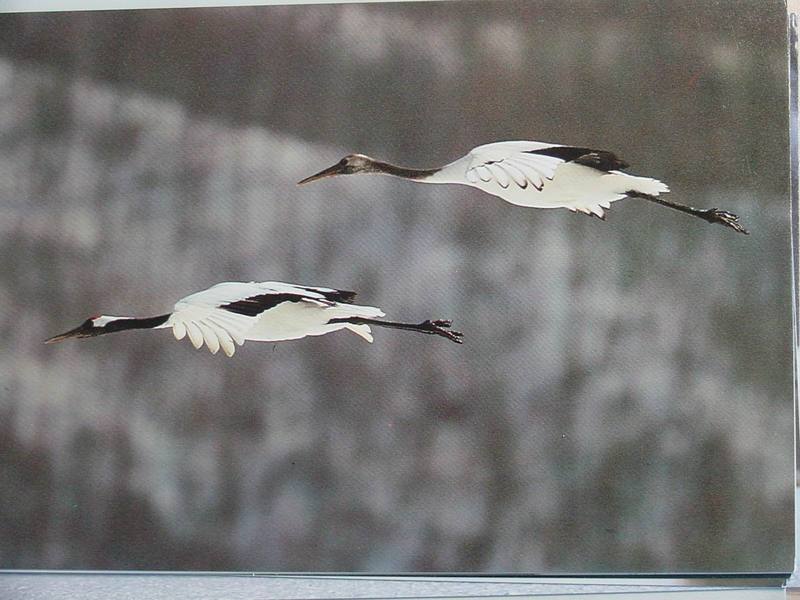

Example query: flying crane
[298,141,747,234]
[45,281,463,356]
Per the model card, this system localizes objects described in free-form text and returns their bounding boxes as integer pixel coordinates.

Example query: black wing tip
[221,293,304,316]
[333,289,358,303]
[573,151,629,171]
[527,146,628,171]
[315,288,357,303]
[220,288,360,317]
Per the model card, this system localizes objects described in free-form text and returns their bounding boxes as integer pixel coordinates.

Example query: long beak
[297,163,343,185]
[45,325,86,344]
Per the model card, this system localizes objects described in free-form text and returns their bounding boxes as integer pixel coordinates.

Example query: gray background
[0,0,793,573]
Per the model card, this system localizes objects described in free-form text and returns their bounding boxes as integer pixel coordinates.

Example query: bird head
[297,154,377,184]
[45,315,120,344]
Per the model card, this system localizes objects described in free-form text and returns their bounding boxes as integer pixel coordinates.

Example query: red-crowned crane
[45,281,463,356]
[298,140,748,234]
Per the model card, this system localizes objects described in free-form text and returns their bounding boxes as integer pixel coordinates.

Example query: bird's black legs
[625,190,749,235]
[330,317,464,344]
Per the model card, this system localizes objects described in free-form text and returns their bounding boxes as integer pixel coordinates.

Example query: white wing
[177,281,330,306]
[168,304,256,357]
[167,281,350,356]
[428,140,650,215]
[463,141,568,193]
[169,282,293,356]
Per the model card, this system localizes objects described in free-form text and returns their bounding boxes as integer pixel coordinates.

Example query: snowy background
[0,0,793,572]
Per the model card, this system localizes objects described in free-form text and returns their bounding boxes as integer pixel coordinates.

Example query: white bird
[298,140,747,234]
[45,281,463,356]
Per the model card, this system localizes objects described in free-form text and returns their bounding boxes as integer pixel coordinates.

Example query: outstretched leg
[329,316,464,344]
[626,190,748,235]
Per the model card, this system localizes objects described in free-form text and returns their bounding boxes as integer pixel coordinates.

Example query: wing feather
[207,317,237,357]
[198,322,220,354]
[474,165,493,182]
[498,161,528,187]
[465,144,565,194]
[207,313,247,346]
[169,294,258,355]
[172,320,187,340]
[505,156,553,190]
[185,321,204,349]
[485,163,510,188]
[167,280,364,357]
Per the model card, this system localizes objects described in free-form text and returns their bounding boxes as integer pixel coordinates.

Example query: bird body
[427,141,669,217]
[167,282,385,351]
[298,140,746,233]
[46,281,463,356]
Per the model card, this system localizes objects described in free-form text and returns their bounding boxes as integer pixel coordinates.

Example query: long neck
[101,314,170,334]
[371,159,441,181]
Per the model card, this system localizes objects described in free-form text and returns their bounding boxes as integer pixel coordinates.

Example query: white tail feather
[567,174,669,217]
[328,303,385,320]
[625,175,669,196]
[345,324,374,342]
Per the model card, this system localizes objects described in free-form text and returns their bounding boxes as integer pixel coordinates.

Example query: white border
[0,0,794,594]
[0,0,422,12]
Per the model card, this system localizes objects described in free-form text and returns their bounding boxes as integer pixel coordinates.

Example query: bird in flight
[45,281,463,356]
[298,140,748,234]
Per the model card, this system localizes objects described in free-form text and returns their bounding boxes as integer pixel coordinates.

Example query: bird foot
[700,208,749,235]
[422,319,464,344]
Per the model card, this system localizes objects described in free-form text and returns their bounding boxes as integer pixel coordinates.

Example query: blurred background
[0,0,793,573]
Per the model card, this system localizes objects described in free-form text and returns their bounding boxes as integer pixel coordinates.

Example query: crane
[45,281,463,356]
[298,141,747,234]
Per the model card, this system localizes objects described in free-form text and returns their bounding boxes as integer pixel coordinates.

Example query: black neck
[104,314,170,334]
[372,160,440,181]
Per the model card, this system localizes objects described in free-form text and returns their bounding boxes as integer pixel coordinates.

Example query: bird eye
[339,158,348,166]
